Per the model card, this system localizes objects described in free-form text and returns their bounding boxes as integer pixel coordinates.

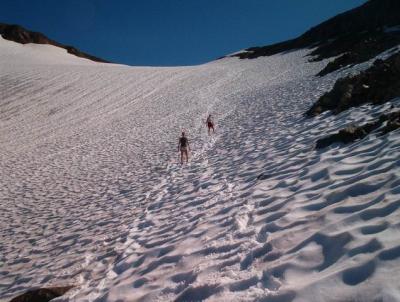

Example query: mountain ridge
[232,0,400,76]
[0,23,109,63]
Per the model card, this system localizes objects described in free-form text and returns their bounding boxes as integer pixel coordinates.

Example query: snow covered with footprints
[1,36,400,302]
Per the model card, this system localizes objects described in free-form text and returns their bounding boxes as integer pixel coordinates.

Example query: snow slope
[1,35,400,302]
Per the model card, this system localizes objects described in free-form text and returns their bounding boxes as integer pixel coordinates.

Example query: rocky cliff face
[0,23,109,63]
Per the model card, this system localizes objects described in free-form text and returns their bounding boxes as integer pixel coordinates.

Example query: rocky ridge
[231,0,400,76]
[0,23,109,63]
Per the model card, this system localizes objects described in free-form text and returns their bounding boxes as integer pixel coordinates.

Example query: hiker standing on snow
[206,114,215,135]
[178,131,190,164]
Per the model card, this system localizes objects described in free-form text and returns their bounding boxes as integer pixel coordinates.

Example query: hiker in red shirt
[206,114,215,135]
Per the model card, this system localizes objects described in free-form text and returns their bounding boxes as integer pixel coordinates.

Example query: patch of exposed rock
[9,286,73,302]
[306,52,400,117]
[0,23,109,63]
[316,110,400,149]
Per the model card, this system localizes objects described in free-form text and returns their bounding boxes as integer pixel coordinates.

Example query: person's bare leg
[185,150,189,163]
[180,150,184,164]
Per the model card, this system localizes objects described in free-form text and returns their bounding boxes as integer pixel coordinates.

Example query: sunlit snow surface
[1,36,400,302]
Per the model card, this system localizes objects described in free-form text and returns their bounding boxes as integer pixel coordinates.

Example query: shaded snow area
[1,36,400,302]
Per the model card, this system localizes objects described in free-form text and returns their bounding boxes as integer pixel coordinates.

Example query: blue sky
[0,0,366,66]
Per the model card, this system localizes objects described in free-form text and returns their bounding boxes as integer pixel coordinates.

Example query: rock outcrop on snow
[231,0,400,76]
[0,23,109,63]
[9,286,73,302]
[316,109,400,149]
[316,125,372,149]
[306,52,400,117]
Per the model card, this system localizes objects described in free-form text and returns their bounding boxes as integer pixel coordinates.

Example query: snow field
[1,36,400,302]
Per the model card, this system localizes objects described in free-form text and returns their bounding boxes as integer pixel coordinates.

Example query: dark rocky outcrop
[316,109,400,149]
[316,124,375,149]
[231,0,400,76]
[257,173,271,180]
[306,52,400,117]
[379,110,400,135]
[314,30,400,76]
[0,23,109,63]
[9,286,73,302]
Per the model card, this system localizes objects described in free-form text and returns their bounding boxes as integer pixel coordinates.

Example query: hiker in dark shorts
[206,114,215,135]
[178,131,190,164]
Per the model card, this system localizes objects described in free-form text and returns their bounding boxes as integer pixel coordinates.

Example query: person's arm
[178,140,181,151]
[188,142,191,151]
